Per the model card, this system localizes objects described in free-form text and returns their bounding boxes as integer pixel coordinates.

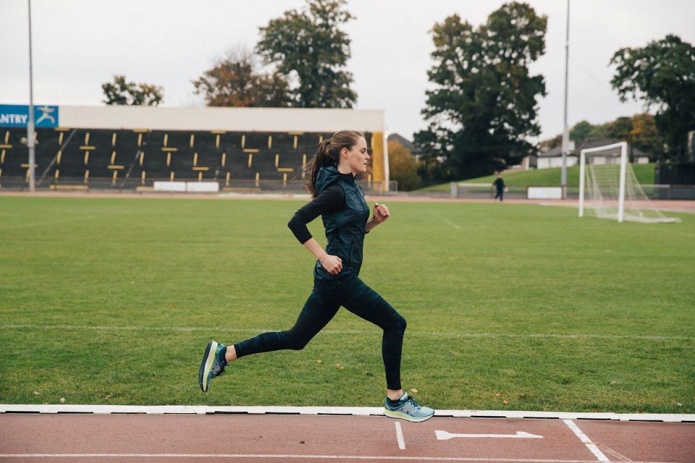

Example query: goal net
[578,142,680,223]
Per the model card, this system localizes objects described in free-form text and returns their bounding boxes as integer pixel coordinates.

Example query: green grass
[1,195,693,414]
[420,164,656,192]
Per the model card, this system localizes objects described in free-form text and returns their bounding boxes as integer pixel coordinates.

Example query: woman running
[198,130,434,422]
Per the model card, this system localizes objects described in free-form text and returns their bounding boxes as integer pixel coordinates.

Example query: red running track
[1,407,694,463]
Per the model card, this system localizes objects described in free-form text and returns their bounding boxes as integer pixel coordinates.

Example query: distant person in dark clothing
[492,173,506,201]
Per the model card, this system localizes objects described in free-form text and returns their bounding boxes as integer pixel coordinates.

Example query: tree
[415,2,547,180]
[541,113,665,161]
[599,117,633,141]
[192,48,291,107]
[387,140,421,191]
[538,134,562,153]
[610,35,695,160]
[630,113,664,159]
[256,0,357,108]
[569,120,592,145]
[102,75,164,106]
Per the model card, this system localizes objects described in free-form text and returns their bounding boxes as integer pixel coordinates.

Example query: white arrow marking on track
[435,430,543,440]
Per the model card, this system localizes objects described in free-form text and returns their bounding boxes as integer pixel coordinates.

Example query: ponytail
[303,131,364,197]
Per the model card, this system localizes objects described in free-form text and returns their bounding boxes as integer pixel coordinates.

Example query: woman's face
[340,137,369,175]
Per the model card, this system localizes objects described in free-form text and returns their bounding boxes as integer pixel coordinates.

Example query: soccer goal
[578,142,680,223]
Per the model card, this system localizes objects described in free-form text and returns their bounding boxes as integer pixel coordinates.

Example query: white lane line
[436,430,543,440]
[563,419,610,462]
[395,421,406,450]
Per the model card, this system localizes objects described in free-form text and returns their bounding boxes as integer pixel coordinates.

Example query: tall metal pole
[27,0,36,192]
[560,0,570,198]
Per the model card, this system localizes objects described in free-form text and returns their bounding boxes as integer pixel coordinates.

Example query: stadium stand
[0,105,389,193]
[0,127,377,192]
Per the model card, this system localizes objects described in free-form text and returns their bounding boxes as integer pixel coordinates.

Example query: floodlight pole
[27,0,36,192]
[560,0,570,198]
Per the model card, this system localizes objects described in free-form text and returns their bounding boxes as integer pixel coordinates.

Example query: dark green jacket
[314,166,370,280]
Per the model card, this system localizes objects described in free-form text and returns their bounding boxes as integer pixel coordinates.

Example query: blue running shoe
[198,340,227,393]
[383,393,434,423]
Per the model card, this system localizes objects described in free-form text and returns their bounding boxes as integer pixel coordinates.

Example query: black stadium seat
[0,127,372,191]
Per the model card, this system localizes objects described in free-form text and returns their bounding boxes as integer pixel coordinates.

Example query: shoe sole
[383,408,434,423]
[198,340,218,393]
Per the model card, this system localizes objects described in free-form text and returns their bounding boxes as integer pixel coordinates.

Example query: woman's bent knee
[390,313,407,334]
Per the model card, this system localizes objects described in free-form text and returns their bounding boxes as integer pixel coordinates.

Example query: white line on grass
[0,217,104,231]
[4,325,692,341]
[3,324,251,333]
[430,332,694,341]
[429,210,461,230]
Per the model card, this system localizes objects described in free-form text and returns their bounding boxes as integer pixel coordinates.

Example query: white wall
[537,156,579,169]
[58,105,386,133]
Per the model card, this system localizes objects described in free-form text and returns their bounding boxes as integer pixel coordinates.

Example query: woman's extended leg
[233,284,340,358]
[199,279,339,392]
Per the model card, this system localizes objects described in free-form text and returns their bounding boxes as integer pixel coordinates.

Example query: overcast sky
[2,0,694,141]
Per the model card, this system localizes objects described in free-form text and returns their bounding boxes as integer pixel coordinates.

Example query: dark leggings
[233,275,407,391]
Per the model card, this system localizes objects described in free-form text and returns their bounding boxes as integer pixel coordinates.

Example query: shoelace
[403,396,421,409]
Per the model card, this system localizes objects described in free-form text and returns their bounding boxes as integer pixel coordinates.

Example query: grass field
[1,194,693,414]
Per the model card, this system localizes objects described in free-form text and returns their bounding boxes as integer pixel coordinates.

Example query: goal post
[579,142,628,221]
[578,141,680,224]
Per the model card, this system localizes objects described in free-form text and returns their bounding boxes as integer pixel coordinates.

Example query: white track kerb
[1,404,693,423]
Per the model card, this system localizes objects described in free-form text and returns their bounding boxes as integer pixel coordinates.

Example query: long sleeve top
[287,166,370,279]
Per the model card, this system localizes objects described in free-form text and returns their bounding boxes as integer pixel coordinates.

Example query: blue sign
[0,104,59,128]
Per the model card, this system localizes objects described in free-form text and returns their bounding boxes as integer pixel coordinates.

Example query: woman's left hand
[373,202,390,223]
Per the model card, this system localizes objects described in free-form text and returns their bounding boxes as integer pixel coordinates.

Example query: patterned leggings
[233,275,407,391]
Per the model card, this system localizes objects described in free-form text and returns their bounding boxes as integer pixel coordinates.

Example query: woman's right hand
[320,254,343,275]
